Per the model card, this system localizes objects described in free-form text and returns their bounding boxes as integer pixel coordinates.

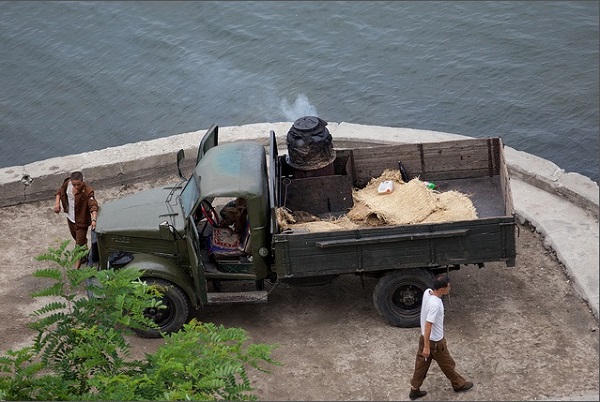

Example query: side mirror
[159,220,173,239]
[177,149,186,180]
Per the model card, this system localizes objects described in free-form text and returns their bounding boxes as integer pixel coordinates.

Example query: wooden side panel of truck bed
[272,217,515,278]
[350,138,504,186]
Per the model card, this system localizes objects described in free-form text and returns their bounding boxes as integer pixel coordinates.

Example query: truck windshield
[179,178,200,219]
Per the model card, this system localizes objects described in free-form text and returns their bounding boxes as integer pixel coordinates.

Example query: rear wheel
[133,279,189,338]
[373,269,435,327]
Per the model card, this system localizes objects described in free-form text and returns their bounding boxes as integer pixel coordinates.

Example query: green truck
[95,122,516,338]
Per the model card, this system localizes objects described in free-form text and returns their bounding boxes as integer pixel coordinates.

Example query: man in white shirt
[409,274,473,400]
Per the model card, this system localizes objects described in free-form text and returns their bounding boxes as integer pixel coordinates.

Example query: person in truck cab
[219,197,247,235]
[205,197,251,259]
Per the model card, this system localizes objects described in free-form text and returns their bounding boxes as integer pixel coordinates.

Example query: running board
[206,290,268,305]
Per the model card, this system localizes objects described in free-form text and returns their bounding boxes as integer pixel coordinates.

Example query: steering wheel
[200,200,220,227]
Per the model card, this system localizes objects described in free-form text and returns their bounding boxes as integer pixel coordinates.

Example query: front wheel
[133,279,190,338]
[373,269,435,327]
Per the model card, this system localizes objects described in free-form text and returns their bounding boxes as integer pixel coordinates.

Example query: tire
[373,269,435,328]
[133,279,190,338]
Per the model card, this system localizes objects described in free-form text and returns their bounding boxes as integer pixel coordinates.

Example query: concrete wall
[1,122,598,218]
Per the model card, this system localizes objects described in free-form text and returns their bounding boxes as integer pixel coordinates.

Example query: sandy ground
[0,175,598,401]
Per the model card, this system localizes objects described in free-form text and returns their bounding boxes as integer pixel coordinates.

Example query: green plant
[0,240,278,401]
[86,320,279,401]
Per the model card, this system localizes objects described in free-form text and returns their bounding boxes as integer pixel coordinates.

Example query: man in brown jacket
[53,171,99,268]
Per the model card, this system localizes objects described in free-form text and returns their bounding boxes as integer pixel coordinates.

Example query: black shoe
[454,381,473,392]
[409,389,427,400]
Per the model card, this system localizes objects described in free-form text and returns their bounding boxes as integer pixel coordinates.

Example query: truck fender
[119,253,198,309]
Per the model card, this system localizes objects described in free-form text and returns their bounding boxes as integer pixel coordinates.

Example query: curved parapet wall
[1,122,597,215]
[1,123,598,321]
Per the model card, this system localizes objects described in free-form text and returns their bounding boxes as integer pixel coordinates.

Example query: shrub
[0,240,278,401]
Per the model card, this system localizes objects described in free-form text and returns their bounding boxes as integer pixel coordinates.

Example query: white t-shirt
[420,288,445,341]
[66,181,76,223]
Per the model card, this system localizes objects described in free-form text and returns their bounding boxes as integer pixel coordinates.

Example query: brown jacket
[56,178,99,227]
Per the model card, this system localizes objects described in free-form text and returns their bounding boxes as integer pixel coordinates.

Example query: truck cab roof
[193,141,267,201]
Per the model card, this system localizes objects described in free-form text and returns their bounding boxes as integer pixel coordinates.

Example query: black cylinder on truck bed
[286,116,336,172]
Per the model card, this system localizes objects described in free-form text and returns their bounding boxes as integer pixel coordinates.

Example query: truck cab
[95,125,275,337]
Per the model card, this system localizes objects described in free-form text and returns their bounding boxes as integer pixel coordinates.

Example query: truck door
[186,215,208,305]
[268,130,280,235]
[196,124,218,165]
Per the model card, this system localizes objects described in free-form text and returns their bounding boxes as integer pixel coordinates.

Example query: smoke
[279,94,318,121]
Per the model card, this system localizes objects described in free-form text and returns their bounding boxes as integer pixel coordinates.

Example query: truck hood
[95,183,185,236]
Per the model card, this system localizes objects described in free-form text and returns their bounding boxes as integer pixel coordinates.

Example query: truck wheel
[373,269,435,328]
[133,279,190,338]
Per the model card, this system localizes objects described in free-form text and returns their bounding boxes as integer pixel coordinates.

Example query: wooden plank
[278,151,354,214]
[283,175,353,214]
[498,138,514,216]
[350,138,502,186]
[315,229,470,248]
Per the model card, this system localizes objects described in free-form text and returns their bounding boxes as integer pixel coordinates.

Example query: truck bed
[271,137,516,279]
[434,176,504,218]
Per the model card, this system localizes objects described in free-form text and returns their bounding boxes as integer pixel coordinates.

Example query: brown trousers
[67,220,89,266]
[410,335,467,390]
[67,219,89,247]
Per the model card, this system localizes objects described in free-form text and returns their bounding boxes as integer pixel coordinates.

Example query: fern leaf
[29,312,69,332]
[31,282,64,298]
[32,268,63,281]
[32,301,68,316]
[65,265,93,287]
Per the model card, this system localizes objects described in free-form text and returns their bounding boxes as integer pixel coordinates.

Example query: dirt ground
[0,175,598,401]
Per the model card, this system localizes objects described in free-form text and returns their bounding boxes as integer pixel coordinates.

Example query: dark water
[1,1,598,182]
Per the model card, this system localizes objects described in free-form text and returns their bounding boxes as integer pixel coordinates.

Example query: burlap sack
[351,176,439,225]
[277,207,359,232]
[423,190,478,223]
[277,169,478,232]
